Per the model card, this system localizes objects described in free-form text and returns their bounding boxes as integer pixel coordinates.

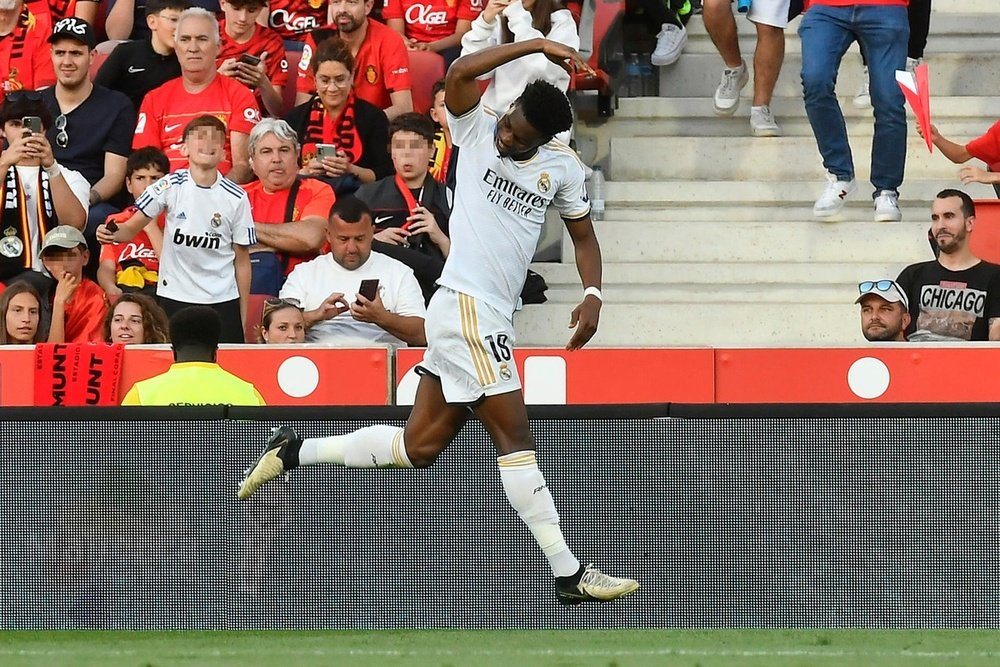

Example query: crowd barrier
[2,404,997,629]
[4,344,1000,406]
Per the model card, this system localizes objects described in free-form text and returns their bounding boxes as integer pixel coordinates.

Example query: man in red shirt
[0,0,55,93]
[294,0,413,119]
[243,118,335,295]
[266,0,328,44]
[133,7,262,183]
[40,225,106,343]
[383,0,481,65]
[217,0,289,117]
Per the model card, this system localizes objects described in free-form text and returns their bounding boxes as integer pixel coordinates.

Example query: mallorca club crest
[365,64,378,85]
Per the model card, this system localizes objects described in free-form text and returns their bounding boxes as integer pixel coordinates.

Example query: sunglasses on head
[4,91,43,104]
[859,280,898,294]
[263,297,301,310]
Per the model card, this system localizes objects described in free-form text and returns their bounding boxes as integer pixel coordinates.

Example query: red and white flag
[897,62,933,153]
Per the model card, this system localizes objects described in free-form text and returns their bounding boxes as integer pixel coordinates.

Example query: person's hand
[916,122,940,144]
[483,0,513,22]
[404,206,445,245]
[320,152,352,178]
[218,57,241,78]
[25,131,55,168]
[314,292,350,321]
[565,295,600,350]
[960,165,991,185]
[53,272,80,306]
[106,286,124,303]
[350,290,386,324]
[301,157,326,177]
[409,40,428,52]
[375,227,410,245]
[0,129,33,169]
[540,39,595,78]
[96,223,118,244]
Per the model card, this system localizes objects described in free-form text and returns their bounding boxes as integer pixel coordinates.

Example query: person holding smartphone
[0,93,89,298]
[216,0,289,117]
[277,195,425,346]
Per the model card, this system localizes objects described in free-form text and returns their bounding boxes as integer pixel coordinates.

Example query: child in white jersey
[97,115,255,343]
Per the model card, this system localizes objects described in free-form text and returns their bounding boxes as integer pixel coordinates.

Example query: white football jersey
[136,170,256,304]
[439,101,590,315]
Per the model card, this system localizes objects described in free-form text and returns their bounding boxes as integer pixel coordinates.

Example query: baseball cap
[40,226,88,254]
[856,279,909,309]
[48,17,97,49]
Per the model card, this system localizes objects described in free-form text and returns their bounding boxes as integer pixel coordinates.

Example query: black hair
[389,112,436,144]
[126,147,170,179]
[169,306,221,351]
[183,114,227,140]
[0,92,54,130]
[145,0,193,17]
[516,79,573,140]
[431,78,446,100]
[936,188,976,218]
[330,195,372,224]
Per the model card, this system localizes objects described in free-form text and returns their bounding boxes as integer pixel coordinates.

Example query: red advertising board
[395,348,716,404]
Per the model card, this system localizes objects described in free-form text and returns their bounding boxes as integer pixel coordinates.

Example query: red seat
[570,0,624,117]
[282,49,302,115]
[408,50,445,114]
[970,199,1000,264]
[244,294,270,343]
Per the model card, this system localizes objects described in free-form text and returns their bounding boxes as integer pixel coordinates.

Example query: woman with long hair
[283,37,393,196]
[0,282,44,344]
[102,293,170,345]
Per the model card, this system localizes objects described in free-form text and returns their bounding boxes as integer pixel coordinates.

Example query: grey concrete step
[608,136,977,181]
[514,303,860,346]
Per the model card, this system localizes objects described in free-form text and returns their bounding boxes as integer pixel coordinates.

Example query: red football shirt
[244,178,336,273]
[218,20,290,106]
[266,0,328,42]
[99,206,163,275]
[0,6,56,94]
[296,19,411,110]
[382,0,482,43]
[966,120,1000,168]
[133,75,261,174]
[63,278,108,344]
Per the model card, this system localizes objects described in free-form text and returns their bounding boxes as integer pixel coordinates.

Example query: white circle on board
[276,356,320,398]
[847,357,890,399]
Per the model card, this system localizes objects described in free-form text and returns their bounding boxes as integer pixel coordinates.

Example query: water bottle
[640,53,658,97]
[737,0,751,13]
[589,167,605,221]
[625,53,642,98]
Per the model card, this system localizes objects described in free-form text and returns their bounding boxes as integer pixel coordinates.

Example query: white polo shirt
[136,170,255,303]
[280,251,425,347]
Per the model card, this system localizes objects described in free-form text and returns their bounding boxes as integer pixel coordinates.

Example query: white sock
[498,451,580,577]
[298,425,413,468]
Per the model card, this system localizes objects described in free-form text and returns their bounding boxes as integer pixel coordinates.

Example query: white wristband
[43,162,61,179]
[584,286,603,302]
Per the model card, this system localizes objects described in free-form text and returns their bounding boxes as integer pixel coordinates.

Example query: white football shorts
[417,287,522,404]
[748,0,791,29]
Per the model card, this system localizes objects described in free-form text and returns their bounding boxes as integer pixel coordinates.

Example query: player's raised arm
[445,38,594,117]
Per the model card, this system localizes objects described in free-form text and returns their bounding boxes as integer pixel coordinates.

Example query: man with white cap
[856,279,909,342]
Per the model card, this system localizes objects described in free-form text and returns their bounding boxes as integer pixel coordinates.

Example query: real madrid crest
[537,172,551,194]
[211,212,222,228]
[498,362,512,381]
[0,227,23,258]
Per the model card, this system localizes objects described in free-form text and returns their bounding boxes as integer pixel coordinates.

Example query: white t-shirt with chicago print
[135,170,256,304]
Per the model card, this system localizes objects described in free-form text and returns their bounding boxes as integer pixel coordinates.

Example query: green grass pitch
[2,630,999,667]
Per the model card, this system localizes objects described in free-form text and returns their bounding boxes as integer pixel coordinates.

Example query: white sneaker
[874,190,902,222]
[813,174,857,219]
[651,23,687,66]
[750,105,781,137]
[713,60,748,116]
[852,66,871,109]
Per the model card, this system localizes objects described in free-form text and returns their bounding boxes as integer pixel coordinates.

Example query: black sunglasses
[4,91,43,104]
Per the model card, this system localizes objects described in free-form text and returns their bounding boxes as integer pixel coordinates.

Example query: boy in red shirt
[383,0,481,66]
[217,0,289,117]
[98,147,170,301]
[41,225,106,343]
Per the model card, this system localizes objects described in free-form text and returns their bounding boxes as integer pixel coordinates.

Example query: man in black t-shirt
[896,188,1000,342]
[95,0,191,111]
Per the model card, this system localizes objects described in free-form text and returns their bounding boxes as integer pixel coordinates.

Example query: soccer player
[238,38,640,606]
[97,115,256,344]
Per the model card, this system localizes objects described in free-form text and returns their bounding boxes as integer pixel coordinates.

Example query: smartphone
[357,279,379,304]
[105,221,119,234]
[239,53,261,66]
[22,116,42,134]
[316,143,339,158]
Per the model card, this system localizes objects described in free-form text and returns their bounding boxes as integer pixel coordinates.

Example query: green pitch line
[1,630,999,667]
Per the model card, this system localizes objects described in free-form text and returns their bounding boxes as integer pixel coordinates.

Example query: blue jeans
[799,4,909,196]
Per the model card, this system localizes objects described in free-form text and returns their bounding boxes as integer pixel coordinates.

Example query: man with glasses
[294,0,413,119]
[856,280,910,342]
[42,18,136,278]
[896,189,1000,342]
